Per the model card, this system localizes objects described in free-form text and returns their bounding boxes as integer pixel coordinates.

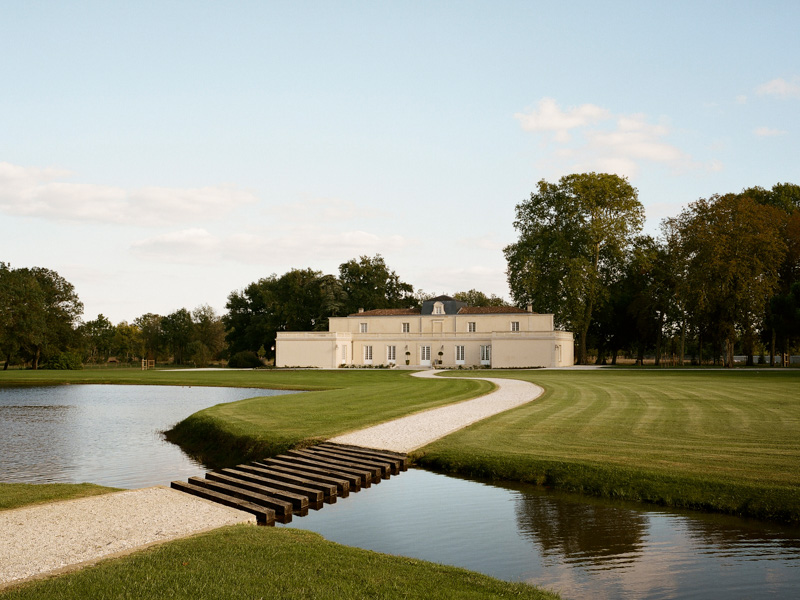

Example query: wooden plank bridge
[171,443,408,525]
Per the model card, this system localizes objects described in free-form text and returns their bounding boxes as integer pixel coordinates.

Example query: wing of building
[276,295,574,368]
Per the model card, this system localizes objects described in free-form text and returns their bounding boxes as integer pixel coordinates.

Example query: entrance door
[420,345,431,366]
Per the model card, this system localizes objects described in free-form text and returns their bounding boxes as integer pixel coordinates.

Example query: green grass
[422,369,800,523]
[0,483,120,511]
[0,525,560,599]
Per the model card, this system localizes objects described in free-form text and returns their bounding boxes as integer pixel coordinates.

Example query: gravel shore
[328,370,543,452]
[0,486,254,589]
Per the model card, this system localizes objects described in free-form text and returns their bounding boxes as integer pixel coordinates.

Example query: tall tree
[81,314,115,363]
[338,254,414,315]
[224,268,347,361]
[665,193,786,366]
[134,313,163,361]
[504,172,644,364]
[161,308,194,365]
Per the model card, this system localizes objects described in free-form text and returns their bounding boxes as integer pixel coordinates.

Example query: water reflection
[0,385,294,489]
[516,492,648,568]
[281,469,800,600]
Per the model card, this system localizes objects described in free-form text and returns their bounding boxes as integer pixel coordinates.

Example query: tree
[111,321,142,364]
[224,268,347,361]
[338,254,414,314]
[0,266,83,369]
[81,314,115,363]
[504,173,644,364]
[190,304,226,367]
[161,308,194,365]
[134,313,163,361]
[452,289,509,307]
[665,193,786,367]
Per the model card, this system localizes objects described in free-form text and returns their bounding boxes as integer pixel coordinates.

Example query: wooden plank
[320,443,408,470]
[260,457,363,491]
[205,472,311,511]
[305,447,394,478]
[320,443,407,472]
[170,480,274,526]
[188,477,295,523]
[250,461,351,497]
[284,450,377,485]
[219,467,328,504]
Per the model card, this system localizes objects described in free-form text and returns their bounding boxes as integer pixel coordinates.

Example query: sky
[1,1,798,324]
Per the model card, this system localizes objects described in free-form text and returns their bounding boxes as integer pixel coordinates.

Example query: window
[511,321,520,332]
[455,345,465,363]
[363,345,373,362]
[468,321,476,333]
[341,345,348,363]
[387,345,396,362]
[480,344,491,364]
[434,302,444,314]
[402,322,410,333]
[420,346,431,362]
[360,323,368,333]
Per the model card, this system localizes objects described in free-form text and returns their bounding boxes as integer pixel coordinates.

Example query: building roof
[348,308,420,317]
[458,306,531,315]
[346,305,533,317]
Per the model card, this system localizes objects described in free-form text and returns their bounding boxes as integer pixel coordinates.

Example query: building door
[420,345,431,366]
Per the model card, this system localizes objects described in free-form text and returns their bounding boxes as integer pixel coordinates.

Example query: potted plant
[405,351,411,365]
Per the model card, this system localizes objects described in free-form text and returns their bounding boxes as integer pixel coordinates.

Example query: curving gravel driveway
[328,369,544,452]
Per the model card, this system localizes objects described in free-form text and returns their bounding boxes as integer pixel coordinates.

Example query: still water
[279,469,800,600]
[0,384,294,488]
[1,386,798,599]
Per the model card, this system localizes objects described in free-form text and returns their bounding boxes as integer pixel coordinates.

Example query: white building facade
[276,296,574,369]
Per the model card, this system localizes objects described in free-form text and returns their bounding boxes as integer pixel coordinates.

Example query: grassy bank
[0,525,560,599]
[421,369,800,523]
[0,483,119,511]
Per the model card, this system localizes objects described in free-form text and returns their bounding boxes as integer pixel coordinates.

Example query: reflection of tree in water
[683,512,800,556]
[515,492,648,567]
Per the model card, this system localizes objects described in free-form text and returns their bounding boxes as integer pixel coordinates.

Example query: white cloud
[756,77,800,99]
[0,162,257,226]
[130,226,413,267]
[735,95,748,104]
[131,228,221,263]
[516,99,706,178]
[753,126,787,137]
[515,98,610,142]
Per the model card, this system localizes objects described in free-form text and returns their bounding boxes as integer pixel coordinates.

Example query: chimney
[358,308,364,313]
[527,304,533,313]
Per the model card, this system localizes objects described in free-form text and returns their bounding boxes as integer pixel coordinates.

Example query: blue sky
[2,1,798,323]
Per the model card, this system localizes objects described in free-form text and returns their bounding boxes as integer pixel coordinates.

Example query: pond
[0,384,294,489]
[279,469,800,600]
[1,385,798,599]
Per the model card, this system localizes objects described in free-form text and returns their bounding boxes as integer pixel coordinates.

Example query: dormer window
[433,302,444,315]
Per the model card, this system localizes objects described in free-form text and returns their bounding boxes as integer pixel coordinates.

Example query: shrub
[42,352,83,370]
[227,351,263,369]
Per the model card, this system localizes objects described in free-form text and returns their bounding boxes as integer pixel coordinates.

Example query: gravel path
[0,486,254,589]
[328,370,544,452]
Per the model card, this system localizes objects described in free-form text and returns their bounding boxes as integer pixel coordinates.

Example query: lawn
[423,369,800,522]
[0,525,560,599]
[0,483,119,512]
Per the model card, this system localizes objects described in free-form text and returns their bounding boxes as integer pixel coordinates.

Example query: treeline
[4,177,798,369]
[0,255,504,369]
[505,175,800,366]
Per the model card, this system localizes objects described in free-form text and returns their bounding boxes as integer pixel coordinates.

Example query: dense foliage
[505,176,800,365]
[3,177,799,368]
